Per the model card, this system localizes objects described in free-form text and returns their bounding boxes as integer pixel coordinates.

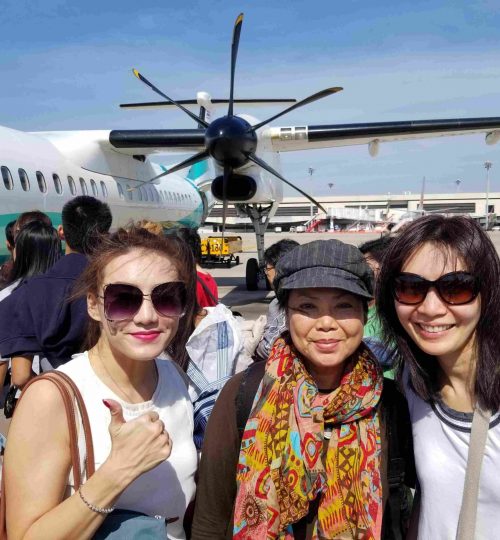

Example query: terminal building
[207,192,500,231]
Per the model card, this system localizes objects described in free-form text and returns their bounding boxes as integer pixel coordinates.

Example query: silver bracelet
[78,486,115,515]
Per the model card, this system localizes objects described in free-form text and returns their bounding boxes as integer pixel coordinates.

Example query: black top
[0,253,88,367]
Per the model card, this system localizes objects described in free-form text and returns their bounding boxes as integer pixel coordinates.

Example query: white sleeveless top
[58,352,197,540]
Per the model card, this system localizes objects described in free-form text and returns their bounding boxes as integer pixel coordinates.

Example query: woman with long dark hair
[0,220,61,297]
[0,221,62,394]
[376,215,500,538]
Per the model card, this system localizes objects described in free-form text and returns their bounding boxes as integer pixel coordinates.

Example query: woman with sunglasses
[4,227,198,540]
[376,215,500,539]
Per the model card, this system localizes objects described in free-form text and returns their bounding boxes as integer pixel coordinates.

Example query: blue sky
[1,0,499,196]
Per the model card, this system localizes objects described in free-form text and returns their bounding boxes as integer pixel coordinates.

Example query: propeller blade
[221,165,232,240]
[132,69,209,128]
[228,13,244,116]
[120,98,297,110]
[142,149,209,186]
[247,154,326,213]
[250,87,343,132]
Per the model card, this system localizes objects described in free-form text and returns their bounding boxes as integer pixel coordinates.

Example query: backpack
[235,361,415,540]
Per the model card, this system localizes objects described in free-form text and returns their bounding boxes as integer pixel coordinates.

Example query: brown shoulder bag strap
[0,371,95,539]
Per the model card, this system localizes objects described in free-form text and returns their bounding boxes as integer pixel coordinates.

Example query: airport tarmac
[206,231,500,320]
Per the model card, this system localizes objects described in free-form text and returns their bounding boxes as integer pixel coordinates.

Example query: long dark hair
[11,221,62,283]
[376,215,500,411]
[74,226,197,370]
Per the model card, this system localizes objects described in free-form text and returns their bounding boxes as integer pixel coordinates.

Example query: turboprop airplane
[2,12,500,292]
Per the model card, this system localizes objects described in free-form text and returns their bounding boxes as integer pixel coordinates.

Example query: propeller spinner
[131,13,342,231]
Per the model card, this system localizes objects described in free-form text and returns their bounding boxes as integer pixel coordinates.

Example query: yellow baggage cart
[201,236,242,267]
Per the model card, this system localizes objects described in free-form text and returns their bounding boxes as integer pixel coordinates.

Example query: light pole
[308,168,315,218]
[485,161,492,230]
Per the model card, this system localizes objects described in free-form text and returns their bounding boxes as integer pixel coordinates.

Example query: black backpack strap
[381,378,415,540]
[236,361,266,442]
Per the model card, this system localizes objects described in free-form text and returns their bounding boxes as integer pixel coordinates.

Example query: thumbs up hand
[102,399,172,484]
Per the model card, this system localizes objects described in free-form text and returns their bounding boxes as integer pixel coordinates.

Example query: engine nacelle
[211,173,258,201]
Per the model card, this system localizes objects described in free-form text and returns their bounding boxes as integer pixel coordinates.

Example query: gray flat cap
[274,239,373,300]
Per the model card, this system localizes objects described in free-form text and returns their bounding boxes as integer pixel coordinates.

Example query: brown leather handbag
[0,371,95,539]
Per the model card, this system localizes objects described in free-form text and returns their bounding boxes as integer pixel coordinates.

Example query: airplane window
[80,177,88,195]
[18,169,30,191]
[138,187,143,202]
[1,167,14,191]
[100,181,108,198]
[90,179,98,197]
[36,171,47,193]
[67,176,76,195]
[117,183,125,200]
[126,184,132,200]
[53,174,63,195]
[143,187,149,202]
[155,189,159,202]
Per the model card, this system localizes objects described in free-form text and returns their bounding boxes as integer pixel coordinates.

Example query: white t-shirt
[404,377,500,540]
[58,352,197,540]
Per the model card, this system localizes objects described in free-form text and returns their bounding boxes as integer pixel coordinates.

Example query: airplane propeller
[130,13,341,229]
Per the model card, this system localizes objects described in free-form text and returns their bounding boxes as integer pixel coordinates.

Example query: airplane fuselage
[0,125,206,259]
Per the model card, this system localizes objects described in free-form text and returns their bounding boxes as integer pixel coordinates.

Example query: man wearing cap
[192,239,415,540]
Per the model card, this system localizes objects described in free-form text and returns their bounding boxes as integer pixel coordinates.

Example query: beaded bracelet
[78,486,115,515]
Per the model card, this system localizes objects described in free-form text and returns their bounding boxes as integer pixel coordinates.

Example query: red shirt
[196,271,219,307]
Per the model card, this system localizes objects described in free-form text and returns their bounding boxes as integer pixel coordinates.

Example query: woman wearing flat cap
[192,240,415,540]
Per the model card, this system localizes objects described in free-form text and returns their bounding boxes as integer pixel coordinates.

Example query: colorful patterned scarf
[233,338,383,539]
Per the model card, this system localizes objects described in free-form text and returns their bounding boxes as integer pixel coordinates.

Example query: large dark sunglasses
[100,282,187,321]
[393,271,479,306]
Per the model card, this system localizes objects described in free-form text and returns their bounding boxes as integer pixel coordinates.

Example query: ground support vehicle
[201,236,242,267]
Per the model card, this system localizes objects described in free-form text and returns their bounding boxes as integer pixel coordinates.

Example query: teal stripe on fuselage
[187,160,208,181]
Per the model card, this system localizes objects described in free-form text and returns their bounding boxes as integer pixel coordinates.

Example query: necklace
[89,348,158,404]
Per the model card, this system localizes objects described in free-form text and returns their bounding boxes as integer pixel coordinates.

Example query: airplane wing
[265,117,500,153]
[108,116,500,156]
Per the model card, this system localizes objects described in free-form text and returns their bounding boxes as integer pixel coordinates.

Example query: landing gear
[246,258,259,290]
[235,202,279,290]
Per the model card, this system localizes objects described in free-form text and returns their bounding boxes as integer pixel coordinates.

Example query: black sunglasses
[100,282,187,321]
[393,271,479,306]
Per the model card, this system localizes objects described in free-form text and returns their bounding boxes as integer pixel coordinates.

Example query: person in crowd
[253,239,299,362]
[192,239,414,540]
[0,212,53,290]
[164,227,263,450]
[0,196,112,383]
[0,221,62,299]
[13,209,52,240]
[359,236,396,376]
[4,226,197,539]
[0,220,16,288]
[173,228,219,307]
[376,215,500,539]
[0,222,62,398]
[135,219,164,236]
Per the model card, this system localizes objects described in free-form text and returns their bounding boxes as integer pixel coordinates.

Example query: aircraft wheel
[235,255,240,265]
[246,258,259,290]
